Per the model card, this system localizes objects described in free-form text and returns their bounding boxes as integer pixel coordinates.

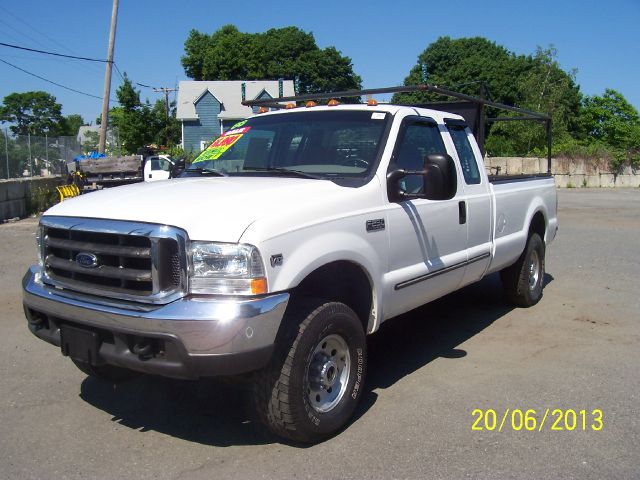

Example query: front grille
[41,217,187,303]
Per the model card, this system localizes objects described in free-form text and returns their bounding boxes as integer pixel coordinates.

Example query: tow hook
[132,342,153,360]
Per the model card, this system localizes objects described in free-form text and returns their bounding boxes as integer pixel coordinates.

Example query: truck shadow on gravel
[79,272,552,447]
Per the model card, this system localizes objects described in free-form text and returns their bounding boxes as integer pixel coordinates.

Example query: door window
[393,121,446,194]
[448,126,481,184]
[150,158,171,172]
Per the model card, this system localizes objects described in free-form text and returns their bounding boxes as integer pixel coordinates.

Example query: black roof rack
[242,84,552,173]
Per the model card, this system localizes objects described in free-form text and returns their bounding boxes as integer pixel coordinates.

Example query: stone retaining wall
[485,157,639,188]
[0,177,63,222]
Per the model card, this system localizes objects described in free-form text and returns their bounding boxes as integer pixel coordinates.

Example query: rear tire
[501,233,545,307]
[253,301,367,443]
[71,359,139,384]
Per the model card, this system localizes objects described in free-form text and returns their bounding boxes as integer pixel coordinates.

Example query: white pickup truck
[23,91,557,443]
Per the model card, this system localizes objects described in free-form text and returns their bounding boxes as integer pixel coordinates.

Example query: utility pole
[4,129,9,179]
[153,87,177,120]
[99,0,119,153]
[153,87,177,145]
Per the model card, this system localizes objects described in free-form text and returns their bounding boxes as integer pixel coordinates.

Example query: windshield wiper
[185,166,227,177]
[243,166,320,179]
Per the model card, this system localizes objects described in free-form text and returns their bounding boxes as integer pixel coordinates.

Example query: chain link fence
[0,129,83,179]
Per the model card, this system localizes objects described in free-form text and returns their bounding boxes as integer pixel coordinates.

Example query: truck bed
[487,175,557,275]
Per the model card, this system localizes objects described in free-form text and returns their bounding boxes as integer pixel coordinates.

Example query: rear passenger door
[444,120,492,287]
[385,117,467,318]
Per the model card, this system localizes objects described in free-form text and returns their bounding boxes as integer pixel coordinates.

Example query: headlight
[189,242,267,295]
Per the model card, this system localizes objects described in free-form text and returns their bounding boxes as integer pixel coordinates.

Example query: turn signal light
[327,99,339,106]
[250,278,268,295]
[305,101,317,108]
[367,98,378,106]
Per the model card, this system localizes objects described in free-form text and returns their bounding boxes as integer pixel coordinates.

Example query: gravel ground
[1,188,638,480]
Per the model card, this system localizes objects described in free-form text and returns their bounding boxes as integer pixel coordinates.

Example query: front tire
[501,232,545,307]
[253,301,367,443]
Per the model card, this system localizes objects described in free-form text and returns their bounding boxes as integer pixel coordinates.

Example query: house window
[200,140,209,151]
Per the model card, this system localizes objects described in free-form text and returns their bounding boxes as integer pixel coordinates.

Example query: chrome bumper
[23,266,289,378]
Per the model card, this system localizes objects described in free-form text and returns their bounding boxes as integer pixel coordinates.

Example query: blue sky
[0,0,638,126]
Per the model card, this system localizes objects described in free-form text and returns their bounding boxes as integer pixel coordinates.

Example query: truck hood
[44,177,347,242]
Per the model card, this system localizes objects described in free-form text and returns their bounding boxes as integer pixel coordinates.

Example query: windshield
[190,110,389,179]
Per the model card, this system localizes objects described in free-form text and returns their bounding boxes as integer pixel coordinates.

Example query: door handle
[459,201,466,224]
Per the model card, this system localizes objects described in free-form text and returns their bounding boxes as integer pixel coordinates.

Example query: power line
[0,41,107,63]
[0,57,117,102]
[0,6,107,78]
[0,5,91,60]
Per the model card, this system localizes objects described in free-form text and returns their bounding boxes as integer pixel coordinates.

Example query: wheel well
[292,261,373,333]
[529,211,546,240]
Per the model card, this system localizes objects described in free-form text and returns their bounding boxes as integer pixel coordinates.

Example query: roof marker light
[327,99,339,106]
[285,103,295,109]
[367,98,378,106]
[258,107,268,114]
[305,101,317,108]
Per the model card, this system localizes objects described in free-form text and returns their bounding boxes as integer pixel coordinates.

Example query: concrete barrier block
[615,174,640,187]
[486,157,508,176]
[505,157,523,175]
[0,199,26,222]
[6,181,26,200]
[554,175,568,188]
[568,159,586,175]
[553,158,572,175]
[521,158,541,174]
[585,175,601,188]
[0,182,8,202]
[600,174,616,187]
[566,174,585,188]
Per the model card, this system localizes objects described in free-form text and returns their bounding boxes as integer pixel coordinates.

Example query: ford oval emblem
[76,252,99,268]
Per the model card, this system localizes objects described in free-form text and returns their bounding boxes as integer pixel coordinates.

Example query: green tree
[486,46,581,155]
[56,114,85,137]
[578,89,640,149]
[81,130,100,152]
[108,76,153,152]
[181,25,362,95]
[0,91,64,135]
[391,37,529,105]
[106,75,181,153]
[393,38,582,156]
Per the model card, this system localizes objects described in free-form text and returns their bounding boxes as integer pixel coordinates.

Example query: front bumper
[23,266,289,379]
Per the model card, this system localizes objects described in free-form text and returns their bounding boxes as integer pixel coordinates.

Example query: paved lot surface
[1,189,639,480]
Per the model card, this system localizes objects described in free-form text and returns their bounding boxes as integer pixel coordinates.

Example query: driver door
[385,117,467,318]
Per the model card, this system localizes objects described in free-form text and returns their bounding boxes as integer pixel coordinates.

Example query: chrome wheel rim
[529,250,541,291]
[306,334,351,413]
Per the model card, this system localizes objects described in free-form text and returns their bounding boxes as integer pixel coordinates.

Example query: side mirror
[387,153,457,202]
[423,153,457,201]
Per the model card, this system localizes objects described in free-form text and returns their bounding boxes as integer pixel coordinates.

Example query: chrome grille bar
[45,236,151,258]
[46,255,152,282]
[40,216,188,304]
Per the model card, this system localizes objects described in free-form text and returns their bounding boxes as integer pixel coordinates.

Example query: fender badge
[366,219,385,232]
[270,254,283,267]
